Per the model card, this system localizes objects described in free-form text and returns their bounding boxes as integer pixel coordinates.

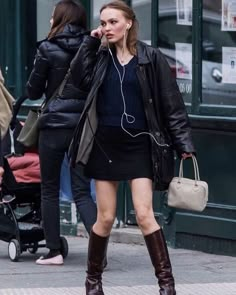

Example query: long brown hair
[48,0,87,39]
[100,1,138,55]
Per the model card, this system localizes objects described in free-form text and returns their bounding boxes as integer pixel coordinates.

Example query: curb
[77,224,145,245]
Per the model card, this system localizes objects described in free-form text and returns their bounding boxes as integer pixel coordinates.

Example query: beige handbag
[167,155,208,212]
[0,81,15,139]
[17,109,40,147]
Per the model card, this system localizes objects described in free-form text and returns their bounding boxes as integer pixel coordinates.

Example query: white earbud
[126,24,131,30]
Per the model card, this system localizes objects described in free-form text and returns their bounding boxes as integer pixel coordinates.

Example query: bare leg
[86,180,118,295]
[130,178,176,295]
[130,178,159,235]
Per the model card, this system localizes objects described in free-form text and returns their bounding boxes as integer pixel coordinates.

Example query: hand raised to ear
[91,26,103,39]
[181,153,192,160]
[0,166,4,185]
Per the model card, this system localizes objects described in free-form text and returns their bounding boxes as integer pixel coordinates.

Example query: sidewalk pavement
[0,226,236,295]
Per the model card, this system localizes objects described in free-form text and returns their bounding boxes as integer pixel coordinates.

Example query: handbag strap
[41,69,71,111]
[58,70,71,97]
[179,155,200,184]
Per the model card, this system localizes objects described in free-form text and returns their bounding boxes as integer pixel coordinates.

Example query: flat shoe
[36,254,63,265]
[3,195,16,203]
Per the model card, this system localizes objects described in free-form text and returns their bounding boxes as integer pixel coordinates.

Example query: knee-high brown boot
[85,229,109,295]
[144,229,176,295]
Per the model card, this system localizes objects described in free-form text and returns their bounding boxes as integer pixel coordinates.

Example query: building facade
[1,0,236,255]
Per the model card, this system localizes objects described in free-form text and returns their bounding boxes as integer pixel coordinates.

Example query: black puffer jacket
[26,24,88,130]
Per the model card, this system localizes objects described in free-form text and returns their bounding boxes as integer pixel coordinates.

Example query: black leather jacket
[70,36,195,188]
[26,24,88,130]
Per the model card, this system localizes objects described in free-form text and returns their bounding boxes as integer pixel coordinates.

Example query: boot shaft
[87,230,109,275]
[86,230,109,295]
[144,229,176,294]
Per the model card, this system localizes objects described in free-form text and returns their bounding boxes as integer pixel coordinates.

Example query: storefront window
[202,0,236,106]
[132,0,152,44]
[158,0,193,104]
[37,0,57,40]
[92,0,108,27]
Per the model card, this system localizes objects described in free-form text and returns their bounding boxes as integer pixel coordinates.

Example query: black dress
[85,55,153,181]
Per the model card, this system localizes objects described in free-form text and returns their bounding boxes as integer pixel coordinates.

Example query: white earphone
[108,48,170,148]
[126,23,131,30]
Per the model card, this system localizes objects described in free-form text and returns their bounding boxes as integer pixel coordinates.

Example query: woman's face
[50,17,53,27]
[50,8,55,27]
[100,8,131,44]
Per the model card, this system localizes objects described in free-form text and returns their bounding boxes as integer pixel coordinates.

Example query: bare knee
[96,212,116,235]
[136,208,156,231]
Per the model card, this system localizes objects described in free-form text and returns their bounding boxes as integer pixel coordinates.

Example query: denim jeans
[39,129,97,250]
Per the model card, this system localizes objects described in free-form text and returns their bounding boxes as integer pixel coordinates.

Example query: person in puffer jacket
[26,0,97,265]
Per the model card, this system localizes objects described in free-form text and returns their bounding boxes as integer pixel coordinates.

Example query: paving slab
[0,231,236,294]
[0,284,236,295]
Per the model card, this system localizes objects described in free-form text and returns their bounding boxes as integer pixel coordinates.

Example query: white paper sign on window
[175,43,192,80]
[222,0,236,31]
[176,0,192,26]
[222,47,236,84]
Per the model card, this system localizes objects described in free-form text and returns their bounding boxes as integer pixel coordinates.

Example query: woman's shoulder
[37,38,65,60]
[137,40,164,63]
[36,39,51,55]
[37,37,63,50]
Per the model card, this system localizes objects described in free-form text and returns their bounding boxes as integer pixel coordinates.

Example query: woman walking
[26,0,97,265]
[70,1,195,294]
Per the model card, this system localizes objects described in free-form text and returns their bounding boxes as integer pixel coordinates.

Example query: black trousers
[38,129,97,250]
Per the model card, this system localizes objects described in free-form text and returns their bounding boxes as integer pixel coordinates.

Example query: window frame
[151,0,236,118]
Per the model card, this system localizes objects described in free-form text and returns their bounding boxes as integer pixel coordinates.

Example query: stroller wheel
[60,236,69,259]
[8,239,21,262]
[28,242,38,254]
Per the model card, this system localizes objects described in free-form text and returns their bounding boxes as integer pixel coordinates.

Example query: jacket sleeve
[70,35,101,92]
[26,46,49,100]
[155,49,195,155]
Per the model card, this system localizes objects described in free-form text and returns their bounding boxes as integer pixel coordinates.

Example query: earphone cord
[87,114,113,163]
[108,48,169,148]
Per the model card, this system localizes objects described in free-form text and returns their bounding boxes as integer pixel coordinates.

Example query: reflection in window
[158,0,193,104]
[202,0,236,105]
[37,0,57,40]
[132,0,151,44]
[92,0,108,28]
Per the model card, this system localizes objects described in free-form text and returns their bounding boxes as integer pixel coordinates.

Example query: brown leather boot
[85,230,109,295]
[144,229,176,295]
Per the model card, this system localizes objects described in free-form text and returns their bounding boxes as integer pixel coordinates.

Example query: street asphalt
[0,226,236,295]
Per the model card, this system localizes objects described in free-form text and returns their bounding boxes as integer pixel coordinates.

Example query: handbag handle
[178,155,200,186]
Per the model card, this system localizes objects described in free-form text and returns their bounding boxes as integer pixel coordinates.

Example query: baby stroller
[0,96,68,261]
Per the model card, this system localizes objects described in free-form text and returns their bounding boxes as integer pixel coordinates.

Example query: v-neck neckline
[114,54,135,67]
